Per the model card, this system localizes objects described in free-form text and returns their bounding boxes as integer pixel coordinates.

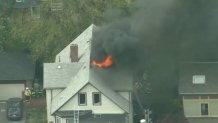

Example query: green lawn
[26,107,47,123]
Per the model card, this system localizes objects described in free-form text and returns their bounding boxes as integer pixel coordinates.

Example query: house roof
[0,53,34,80]
[44,24,133,114]
[50,60,132,114]
[179,62,218,94]
[89,68,133,91]
[187,118,218,123]
[55,24,97,63]
[43,63,84,88]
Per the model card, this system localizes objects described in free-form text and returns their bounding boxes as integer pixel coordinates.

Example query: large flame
[92,55,113,68]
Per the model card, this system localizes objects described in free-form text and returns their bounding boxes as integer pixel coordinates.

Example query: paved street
[0,102,25,123]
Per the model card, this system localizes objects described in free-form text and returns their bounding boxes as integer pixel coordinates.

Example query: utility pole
[145,109,152,123]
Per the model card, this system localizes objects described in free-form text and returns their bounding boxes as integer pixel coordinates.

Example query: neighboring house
[7,0,41,18]
[0,53,35,101]
[13,0,39,9]
[44,24,133,123]
[179,62,218,123]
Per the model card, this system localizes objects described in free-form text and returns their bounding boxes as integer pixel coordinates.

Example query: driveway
[0,102,25,123]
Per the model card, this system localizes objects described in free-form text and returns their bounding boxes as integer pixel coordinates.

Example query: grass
[25,98,47,123]
[26,107,47,123]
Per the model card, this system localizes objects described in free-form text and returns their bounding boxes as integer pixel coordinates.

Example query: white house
[44,24,133,123]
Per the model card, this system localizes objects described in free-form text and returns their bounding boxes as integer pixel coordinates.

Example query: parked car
[7,98,23,120]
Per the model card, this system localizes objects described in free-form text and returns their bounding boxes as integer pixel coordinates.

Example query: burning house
[44,24,133,123]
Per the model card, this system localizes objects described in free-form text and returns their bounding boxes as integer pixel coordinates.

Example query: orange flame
[92,55,113,68]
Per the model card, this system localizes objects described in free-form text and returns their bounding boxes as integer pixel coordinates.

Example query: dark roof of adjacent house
[187,118,218,123]
[13,0,39,9]
[0,53,35,80]
[179,62,218,94]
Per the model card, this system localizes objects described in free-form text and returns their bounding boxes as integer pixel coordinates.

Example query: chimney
[70,44,78,62]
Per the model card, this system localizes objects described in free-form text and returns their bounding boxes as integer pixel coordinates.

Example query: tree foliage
[7,0,130,62]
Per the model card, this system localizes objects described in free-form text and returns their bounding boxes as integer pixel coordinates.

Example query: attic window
[93,92,101,106]
[193,75,205,84]
[78,92,86,106]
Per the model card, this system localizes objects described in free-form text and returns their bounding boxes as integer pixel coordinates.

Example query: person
[24,87,31,101]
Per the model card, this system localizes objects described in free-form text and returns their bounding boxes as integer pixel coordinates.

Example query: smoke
[91,0,218,73]
[90,0,218,116]
[91,0,179,73]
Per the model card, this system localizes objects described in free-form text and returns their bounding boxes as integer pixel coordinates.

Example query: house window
[93,92,101,105]
[201,103,208,115]
[193,75,205,84]
[78,92,86,105]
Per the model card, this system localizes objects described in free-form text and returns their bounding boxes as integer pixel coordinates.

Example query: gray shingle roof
[89,68,133,91]
[179,62,218,94]
[0,53,34,80]
[55,24,96,63]
[43,63,84,88]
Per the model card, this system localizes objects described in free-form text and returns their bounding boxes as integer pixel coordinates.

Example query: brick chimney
[70,44,78,62]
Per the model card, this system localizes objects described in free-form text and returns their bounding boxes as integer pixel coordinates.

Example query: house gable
[59,84,125,114]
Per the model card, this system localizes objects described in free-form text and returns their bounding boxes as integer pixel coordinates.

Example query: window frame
[78,92,87,106]
[92,92,101,106]
[192,75,206,84]
[201,103,209,116]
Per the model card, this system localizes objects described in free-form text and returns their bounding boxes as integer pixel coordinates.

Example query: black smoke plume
[91,0,218,72]
[91,0,179,73]
[91,0,218,119]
